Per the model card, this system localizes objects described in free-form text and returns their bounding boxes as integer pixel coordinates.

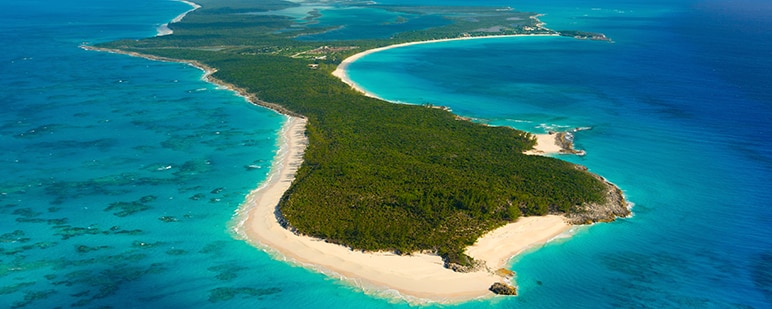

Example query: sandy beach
[231,35,578,302]
[332,34,564,156]
[524,133,563,155]
[466,215,570,269]
[83,8,587,304]
[88,41,575,300]
[332,34,558,99]
[86,28,579,302]
[236,115,572,302]
[157,0,202,36]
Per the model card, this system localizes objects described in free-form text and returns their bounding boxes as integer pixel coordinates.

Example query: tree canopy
[97,0,617,266]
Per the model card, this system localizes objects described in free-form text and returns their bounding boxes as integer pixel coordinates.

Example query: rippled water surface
[2,0,770,307]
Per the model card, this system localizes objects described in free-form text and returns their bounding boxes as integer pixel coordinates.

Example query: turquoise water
[0,0,310,307]
[2,0,770,308]
[348,0,772,307]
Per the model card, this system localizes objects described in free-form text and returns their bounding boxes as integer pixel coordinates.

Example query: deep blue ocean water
[348,0,772,307]
[2,0,770,308]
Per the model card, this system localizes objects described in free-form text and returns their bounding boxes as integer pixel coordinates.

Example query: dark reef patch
[208,264,247,281]
[752,252,772,304]
[208,287,281,303]
[104,195,157,217]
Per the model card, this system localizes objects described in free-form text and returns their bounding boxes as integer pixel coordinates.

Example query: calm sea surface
[1,0,770,308]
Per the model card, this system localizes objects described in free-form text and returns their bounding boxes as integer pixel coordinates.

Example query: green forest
[96,0,620,267]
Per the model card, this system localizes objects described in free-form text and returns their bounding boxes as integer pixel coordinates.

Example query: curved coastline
[157,0,201,36]
[333,34,565,156]
[87,23,621,303]
[233,114,573,301]
[332,34,558,100]
[235,36,596,303]
[78,43,557,303]
[235,116,572,302]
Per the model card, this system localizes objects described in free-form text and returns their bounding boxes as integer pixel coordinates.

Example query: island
[87,0,628,302]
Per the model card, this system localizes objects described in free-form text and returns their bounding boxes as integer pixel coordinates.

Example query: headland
[83,43,579,302]
[87,0,629,303]
[234,38,626,302]
[235,114,574,302]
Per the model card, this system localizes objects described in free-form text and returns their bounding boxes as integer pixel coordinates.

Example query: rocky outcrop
[489,282,517,295]
[558,30,613,42]
[565,170,630,224]
[553,131,586,156]
[446,259,487,273]
[494,268,515,279]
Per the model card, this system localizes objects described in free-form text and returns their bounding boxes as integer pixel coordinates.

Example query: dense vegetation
[98,0,610,266]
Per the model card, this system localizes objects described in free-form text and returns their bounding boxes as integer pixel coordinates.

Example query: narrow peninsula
[89,0,628,302]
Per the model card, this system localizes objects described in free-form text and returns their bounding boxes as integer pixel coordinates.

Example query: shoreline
[157,0,202,36]
[525,133,564,155]
[85,34,617,302]
[80,45,302,118]
[231,36,581,303]
[80,44,563,302]
[233,112,573,301]
[332,34,559,99]
[331,34,566,157]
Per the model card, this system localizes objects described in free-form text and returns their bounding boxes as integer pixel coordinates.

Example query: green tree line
[97,0,610,266]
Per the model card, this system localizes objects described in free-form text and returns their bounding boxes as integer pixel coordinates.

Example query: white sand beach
[466,215,570,269]
[236,115,572,302]
[236,35,577,302]
[84,29,574,303]
[332,34,564,157]
[157,0,202,36]
[332,34,558,99]
[524,133,563,155]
